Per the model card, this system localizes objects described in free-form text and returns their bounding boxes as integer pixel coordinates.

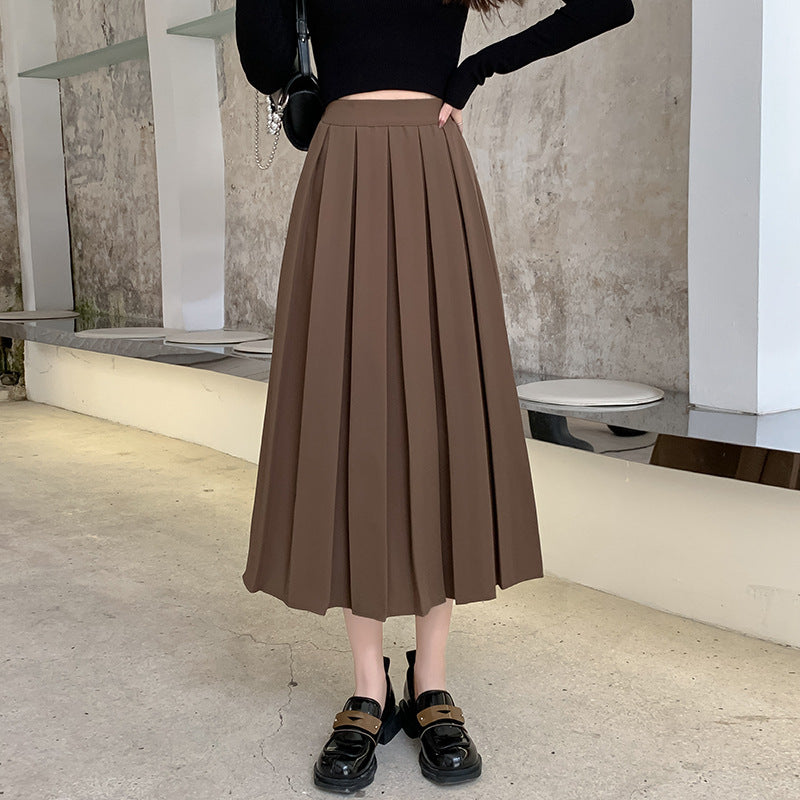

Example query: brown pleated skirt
[242,97,543,622]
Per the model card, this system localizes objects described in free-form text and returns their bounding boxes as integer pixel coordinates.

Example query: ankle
[354,668,388,713]
[412,661,447,698]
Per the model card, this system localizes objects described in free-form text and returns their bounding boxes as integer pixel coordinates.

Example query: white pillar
[0,0,72,312]
[143,0,226,331]
[688,0,800,414]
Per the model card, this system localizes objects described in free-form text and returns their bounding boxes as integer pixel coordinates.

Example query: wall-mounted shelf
[16,8,234,80]
[166,8,235,39]
[18,36,148,79]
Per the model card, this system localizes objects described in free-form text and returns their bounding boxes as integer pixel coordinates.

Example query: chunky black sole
[397,697,483,784]
[312,700,403,793]
[376,701,404,745]
[397,697,422,739]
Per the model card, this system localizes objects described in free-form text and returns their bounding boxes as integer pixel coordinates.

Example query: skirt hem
[241,569,545,623]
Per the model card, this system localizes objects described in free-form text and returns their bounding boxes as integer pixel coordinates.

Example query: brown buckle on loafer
[332,709,383,737]
[416,704,465,728]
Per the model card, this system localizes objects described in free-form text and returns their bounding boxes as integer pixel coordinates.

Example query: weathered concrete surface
[215,0,298,335]
[54,0,162,326]
[54,0,146,60]
[217,0,690,392]
[460,1,690,392]
[2,399,799,799]
[0,14,21,314]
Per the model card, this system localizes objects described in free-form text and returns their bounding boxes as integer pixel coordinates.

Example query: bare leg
[412,597,454,697]
[342,608,388,712]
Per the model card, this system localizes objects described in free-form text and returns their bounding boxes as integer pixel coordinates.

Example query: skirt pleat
[286,123,357,609]
[242,97,543,622]
[388,124,449,615]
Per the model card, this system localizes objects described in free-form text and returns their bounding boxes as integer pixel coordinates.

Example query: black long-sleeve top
[235,0,635,111]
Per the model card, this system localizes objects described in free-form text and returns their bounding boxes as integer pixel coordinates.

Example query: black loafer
[313,655,403,794]
[397,648,482,784]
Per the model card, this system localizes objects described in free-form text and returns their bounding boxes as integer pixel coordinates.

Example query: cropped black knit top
[235,0,635,111]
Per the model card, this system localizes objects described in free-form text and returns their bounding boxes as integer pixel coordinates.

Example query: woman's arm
[443,0,635,110]
[235,0,298,95]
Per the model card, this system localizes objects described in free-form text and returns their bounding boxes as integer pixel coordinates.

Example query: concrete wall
[0,13,21,313]
[53,0,162,326]
[214,0,291,335]
[462,0,690,393]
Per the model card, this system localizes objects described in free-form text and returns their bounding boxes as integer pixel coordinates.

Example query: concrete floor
[2,399,799,800]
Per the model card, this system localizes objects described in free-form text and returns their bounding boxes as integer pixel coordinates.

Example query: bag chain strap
[255,89,288,171]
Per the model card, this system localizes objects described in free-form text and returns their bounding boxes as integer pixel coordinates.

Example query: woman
[234,0,635,792]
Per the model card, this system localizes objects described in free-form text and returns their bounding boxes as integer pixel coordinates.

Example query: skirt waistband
[320,97,443,127]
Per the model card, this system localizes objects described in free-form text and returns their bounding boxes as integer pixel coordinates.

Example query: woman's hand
[438,102,464,133]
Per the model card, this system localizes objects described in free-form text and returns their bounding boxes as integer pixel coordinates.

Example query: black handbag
[254,0,324,168]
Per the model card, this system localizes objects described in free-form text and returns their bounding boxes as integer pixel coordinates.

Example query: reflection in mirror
[523,408,800,490]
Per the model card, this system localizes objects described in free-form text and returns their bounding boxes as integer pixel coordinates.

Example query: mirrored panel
[518,373,800,491]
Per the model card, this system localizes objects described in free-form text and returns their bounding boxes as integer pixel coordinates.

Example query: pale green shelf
[167,8,235,39]
[18,36,148,79]
[17,8,233,80]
